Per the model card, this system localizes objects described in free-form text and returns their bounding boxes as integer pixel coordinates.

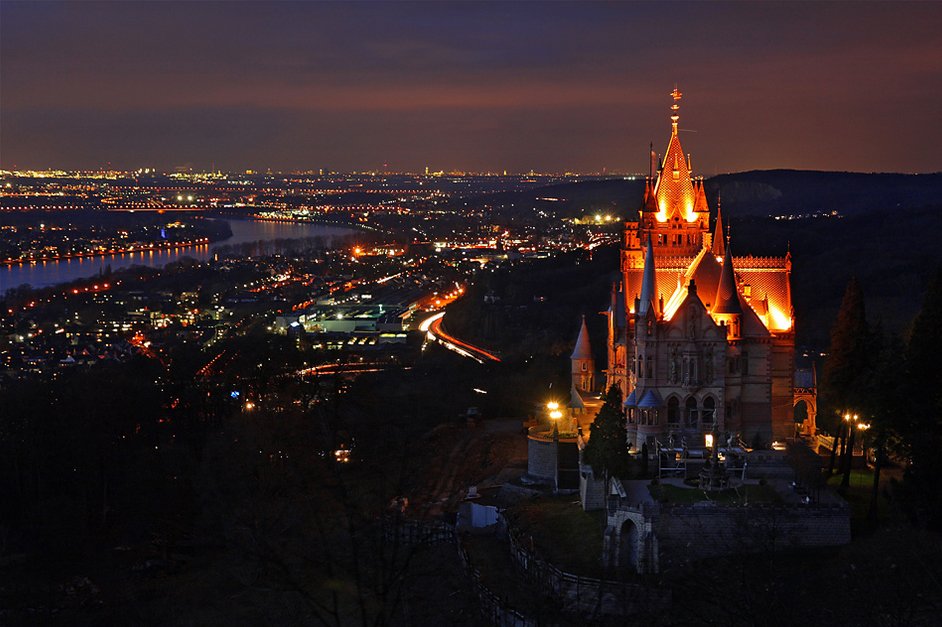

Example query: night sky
[2,1,940,174]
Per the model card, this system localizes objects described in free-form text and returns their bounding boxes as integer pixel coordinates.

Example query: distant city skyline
[2,1,940,174]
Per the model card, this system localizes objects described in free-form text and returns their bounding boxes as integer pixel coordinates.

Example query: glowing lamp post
[547,401,562,436]
[840,413,860,487]
[545,401,564,492]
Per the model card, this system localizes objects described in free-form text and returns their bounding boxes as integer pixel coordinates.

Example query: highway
[418,311,501,364]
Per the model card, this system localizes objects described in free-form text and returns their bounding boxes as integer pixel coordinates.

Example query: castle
[573,89,798,450]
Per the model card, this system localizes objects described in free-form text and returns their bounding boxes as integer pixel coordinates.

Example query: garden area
[504,495,606,577]
[648,481,782,505]
[825,466,897,532]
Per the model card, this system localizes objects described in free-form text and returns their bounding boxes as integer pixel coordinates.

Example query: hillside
[457,170,942,222]
[449,171,942,351]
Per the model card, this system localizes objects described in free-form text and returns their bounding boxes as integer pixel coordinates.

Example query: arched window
[667,397,680,424]
[685,397,698,427]
[702,397,716,424]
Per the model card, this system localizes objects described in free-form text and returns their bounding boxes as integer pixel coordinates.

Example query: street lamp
[841,413,861,488]
[547,401,562,436]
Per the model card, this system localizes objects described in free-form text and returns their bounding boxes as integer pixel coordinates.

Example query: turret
[711,199,726,259]
[571,315,595,393]
[712,243,742,339]
[638,237,657,317]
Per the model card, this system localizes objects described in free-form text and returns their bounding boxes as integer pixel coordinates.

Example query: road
[418,311,501,364]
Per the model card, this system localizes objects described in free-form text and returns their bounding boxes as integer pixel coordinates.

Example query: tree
[583,385,631,492]
[856,331,901,521]
[821,277,872,437]
[898,269,942,529]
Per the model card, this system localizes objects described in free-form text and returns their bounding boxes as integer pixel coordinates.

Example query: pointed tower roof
[571,315,593,361]
[713,243,742,315]
[653,87,697,222]
[711,202,726,258]
[638,237,657,315]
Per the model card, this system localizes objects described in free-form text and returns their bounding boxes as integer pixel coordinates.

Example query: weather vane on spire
[670,85,682,134]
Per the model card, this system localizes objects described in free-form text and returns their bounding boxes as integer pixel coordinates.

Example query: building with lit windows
[575,89,796,450]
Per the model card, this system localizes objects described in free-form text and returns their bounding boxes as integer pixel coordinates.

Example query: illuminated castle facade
[586,90,795,448]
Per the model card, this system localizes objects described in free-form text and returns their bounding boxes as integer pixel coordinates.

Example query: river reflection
[0,220,355,290]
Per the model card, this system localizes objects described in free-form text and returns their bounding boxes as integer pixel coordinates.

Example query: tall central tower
[629,88,712,261]
[598,88,796,448]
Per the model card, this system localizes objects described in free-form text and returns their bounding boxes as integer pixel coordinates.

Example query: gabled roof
[623,390,638,407]
[570,385,586,410]
[741,296,771,338]
[638,389,664,408]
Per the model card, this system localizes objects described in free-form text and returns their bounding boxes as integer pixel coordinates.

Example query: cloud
[2,1,940,172]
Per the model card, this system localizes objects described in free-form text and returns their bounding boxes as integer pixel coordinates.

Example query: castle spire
[654,87,698,223]
[638,236,657,315]
[670,86,682,136]
[712,201,726,258]
[713,242,742,315]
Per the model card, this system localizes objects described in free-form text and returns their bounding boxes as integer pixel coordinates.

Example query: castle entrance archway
[793,392,817,436]
[619,519,640,570]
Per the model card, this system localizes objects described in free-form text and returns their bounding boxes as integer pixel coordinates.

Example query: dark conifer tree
[583,385,631,490]
[900,269,942,528]
[821,277,872,434]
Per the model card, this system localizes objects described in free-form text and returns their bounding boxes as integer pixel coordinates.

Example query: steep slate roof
[712,205,726,258]
[638,238,658,315]
[623,390,638,407]
[622,92,791,334]
[571,315,594,361]
[713,245,743,315]
[653,128,697,221]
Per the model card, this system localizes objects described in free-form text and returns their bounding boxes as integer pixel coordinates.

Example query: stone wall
[579,468,606,511]
[605,499,851,573]
[526,436,557,482]
[506,518,670,617]
[656,502,850,567]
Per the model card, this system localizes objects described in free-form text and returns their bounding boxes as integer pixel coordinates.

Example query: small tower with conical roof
[571,315,595,393]
[711,200,726,259]
[712,242,742,339]
[638,236,658,317]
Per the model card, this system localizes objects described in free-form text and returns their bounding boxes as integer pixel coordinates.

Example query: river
[0,219,356,291]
